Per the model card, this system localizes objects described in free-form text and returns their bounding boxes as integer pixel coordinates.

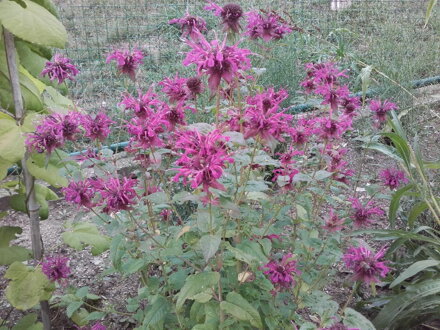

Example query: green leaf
[71,308,89,326]
[176,271,220,310]
[220,292,263,329]
[226,241,268,266]
[388,184,415,228]
[62,222,110,256]
[5,262,55,310]
[42,86,74,113]
[142,295,170,328]
[373,279,440,329]
[27,152,68,187]
[0,226,32,265]
[390,260,440,288]
[408,201,429,229]
[366,142,402,163]
[0,157,13,180]
[66,301,83,318]
[198,235,221,262]
[344,308,375,330]
[0,0,67,48]
[381,132,412,170]
[12,313,43,330]
[0,117,25,163]
[424,0,438,27]
[0,226,23,247]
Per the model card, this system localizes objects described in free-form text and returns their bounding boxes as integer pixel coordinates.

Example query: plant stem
[341,282,359,314]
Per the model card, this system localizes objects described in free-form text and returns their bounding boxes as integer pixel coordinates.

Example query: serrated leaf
[176,272,220,310]
[226,241,268,266]
[142,295,170,328]
[0,246,32,265]
[344,308,375,330]
[71,308,89,326]
[220,292,262,329]
[67,301,83,318]
[62,222,110,256]
[42,86,74,113]
[198,235,221,262]
[0,0,67,48]
[0,226,23,248]
[5,262,55,310]
[390,260,440,288]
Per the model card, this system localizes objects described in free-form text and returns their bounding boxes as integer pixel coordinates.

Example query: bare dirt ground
[1,97,439,329]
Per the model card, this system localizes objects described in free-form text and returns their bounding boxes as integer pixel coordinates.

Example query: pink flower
[340,96,361,116]
[314,84,350,113]
[272,166,299,191]
[183,32,251,91]
[263,253,300,290]
[119,89,164,119]
[41,53,79,84]
[169,12,207,40]
[349,197,384,227]
[173,129,233,200]
[289,118,315,145]
[162,102,192,129]
[205,2,243,33]
[26,119,64,154]
[343,245,390,284]
[315,116,352,141]
[127,115,168,150]
[93,177,138,213]
[42,256,70,283]
[106,49,144,81]
[243,89,292,145]
[159,74,189,103]
[245,11,293,42]
[323,209,345,232]
[91,323,106,330]
[81,112,114,142]
[62,179,96,208]
[369,99,398,122]
[380,168,408,190]
[160,209,173,221]
[186,77,204,98]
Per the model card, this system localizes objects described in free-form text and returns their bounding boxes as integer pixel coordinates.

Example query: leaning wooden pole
[3,27,51,330]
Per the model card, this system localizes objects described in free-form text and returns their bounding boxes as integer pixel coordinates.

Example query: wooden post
[3,27,51,330]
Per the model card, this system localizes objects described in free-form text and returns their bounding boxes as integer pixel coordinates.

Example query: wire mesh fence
[56,0,439,114]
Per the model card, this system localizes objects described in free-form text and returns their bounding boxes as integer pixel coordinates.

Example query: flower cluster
[183,31,251,91]
[245,11,293,41]
[205,2,243,33]
[41,53,79,84]
[263,253,300,291]
[106,49,144,81]
[42,256,71,284]
[349,197,384,228]
[173,129,234,203]
[26,111,113,154]
[169,12,207,40]
[343,246,390,284]
[380,168,408,190]
[369,99,398,124]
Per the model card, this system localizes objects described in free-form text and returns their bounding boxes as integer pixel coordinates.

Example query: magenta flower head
[41,53,79,84]
[369,99,398,123]
[245,11,293,42]
[120,89,164,119]
[315,116,352,141]
[343,245,390,284]
[173,129,234,201]
[263,253,300,290]
[349,197,384,228]
[314,84,350,113]
[127,114,169,150]
[379,168,408,190]
[183,32,251,91]
[81,112,114,142]
[62,179,96,209]
[323,209,345,232]
[91,322,106,330]
[106,49,144,81]
[26,117,65,154]
[186,76,204,99]
[93,177,138,214]
[340,96,361,116]
[42,256,70,284]
[169,12,207,40]
[159,74,189,103]
[205,2,243,33]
